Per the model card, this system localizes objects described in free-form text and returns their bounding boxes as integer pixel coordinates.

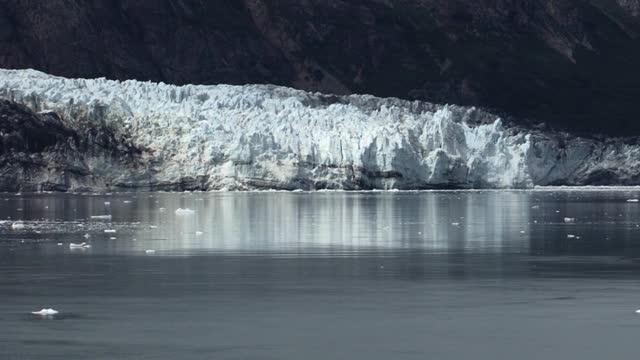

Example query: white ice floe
[5,69,640,190]
[627,199,639,203]
[104,229,116,233]
[145,249,156,254]
[11,222,25,230]
[69,242,90,248]
[83,233,91,238]
[31,308,59,316]
[195,231,204,236]
[90,215,112,220]
[175,208,195,216]
[567,234,576,238]
[563,217,576,223]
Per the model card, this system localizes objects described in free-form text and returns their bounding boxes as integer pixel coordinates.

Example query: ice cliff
[1,69,639,191]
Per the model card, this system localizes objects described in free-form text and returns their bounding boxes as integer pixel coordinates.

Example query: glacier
[1,68,640,191]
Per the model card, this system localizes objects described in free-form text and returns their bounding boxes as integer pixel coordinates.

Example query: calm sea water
[2,190,640,359]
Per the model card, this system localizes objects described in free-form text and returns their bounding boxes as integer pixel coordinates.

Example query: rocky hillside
[0,0,639,134]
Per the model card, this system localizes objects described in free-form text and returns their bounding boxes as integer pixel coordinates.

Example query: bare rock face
[0,100,148,192]
[0,0,639,135]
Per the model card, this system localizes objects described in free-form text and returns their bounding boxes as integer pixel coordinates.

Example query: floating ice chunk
[109,237,117,240]
[195,231,204,236]
[11,221,25,230]
[567,234,576,238]
[159,207,166,212]
[90,215,112,220]
[531,205,540,209]
[69,242,89,248]
[175,208,195,216]
[104,229,116,233]
[520,230,526,234]
[627,199,639,203]
[123,200,132,204]
[57,243,63,246]
[104,201,111,205]
[145,249,156,254]
[451,222,460,226]
[636,309,640,314]
[83,233,90,238]
[31,308,58,316]
[149,225,158,229]
[563,217,576,223]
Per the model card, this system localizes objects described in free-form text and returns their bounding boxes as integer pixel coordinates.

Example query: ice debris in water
[104,229,116,233]
[69,242,91,248]
[11,221,25,230]
[104,202,111,205]
[31,308,59,316]
[90,215,112,220]
[175,208,195,216]
[83,233,91,238]
[567,234,576,238]
[627,199,639,203]
[563,217,576,223]
[195,231,204,236]
[145,249,156,254]
[451,222,460,226]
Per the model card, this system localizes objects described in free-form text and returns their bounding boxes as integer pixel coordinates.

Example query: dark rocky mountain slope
[0,0,639,135]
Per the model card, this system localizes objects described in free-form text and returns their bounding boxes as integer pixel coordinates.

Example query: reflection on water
[2,190,640,258]
[1,191,539,255]
[3,190,640,360]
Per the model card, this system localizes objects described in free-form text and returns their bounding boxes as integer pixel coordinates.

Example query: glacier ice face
[1,68,640,191]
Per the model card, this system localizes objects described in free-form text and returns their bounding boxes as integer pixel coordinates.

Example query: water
[2,190,640,359]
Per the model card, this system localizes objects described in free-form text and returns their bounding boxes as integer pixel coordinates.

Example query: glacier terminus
[1,69,639,192]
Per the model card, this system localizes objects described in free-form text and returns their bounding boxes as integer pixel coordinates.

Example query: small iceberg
[175,208,195,216]
[69,242,90,249]
[145,249,156,254]
[104,229,116,233]
[31,308,59,316]
[90,215,112,220]
[563,217,576,223]
[11,221,25,230]
[195,231,204,236]
[627,199,639,203]
[567,234,576,239]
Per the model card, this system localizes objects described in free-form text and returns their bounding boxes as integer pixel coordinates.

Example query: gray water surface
[2,190,640,359]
